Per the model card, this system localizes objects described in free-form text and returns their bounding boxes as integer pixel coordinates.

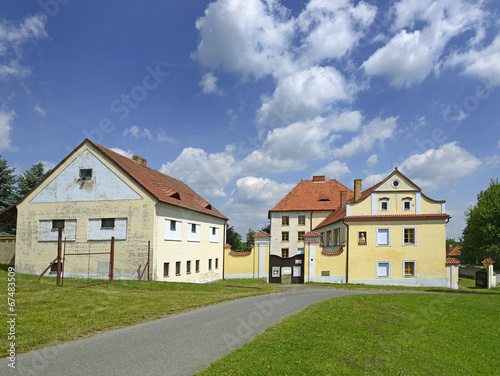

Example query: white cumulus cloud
[199,72,222,95]
[0,110,16,151]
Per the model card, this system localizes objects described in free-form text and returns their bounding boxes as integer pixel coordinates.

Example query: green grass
[0,266,279,358]
[197,293,500,376]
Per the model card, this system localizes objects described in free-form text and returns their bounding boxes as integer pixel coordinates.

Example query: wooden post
[57,227,62,286]
[109,237,115,284]
[147,241,150,281]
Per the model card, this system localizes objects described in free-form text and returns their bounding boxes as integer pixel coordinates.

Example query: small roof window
[79,169,92,181]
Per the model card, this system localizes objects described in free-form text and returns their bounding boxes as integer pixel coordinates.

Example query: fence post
[109,237,115,284]
[147,241,150,281]
[57,227,63,286]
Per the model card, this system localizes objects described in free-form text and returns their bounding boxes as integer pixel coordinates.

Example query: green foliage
[0,268,278,357]
[0,155,16,210]
[198,294,500,376]
[15,162,46,200]
[461,179,500,264]
[259,221,270,234]
[246,228,256,250]
[446,238,460,249]
[226,225,243,251]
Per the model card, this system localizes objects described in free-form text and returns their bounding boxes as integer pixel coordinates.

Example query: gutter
[342,219,349,284]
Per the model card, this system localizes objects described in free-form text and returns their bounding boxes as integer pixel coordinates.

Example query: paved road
[2,288,387,376]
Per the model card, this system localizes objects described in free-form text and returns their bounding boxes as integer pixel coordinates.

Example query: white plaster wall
[187,223,201,242]
[39,219,77,241]
[350,277,447,287]
[88,218,127,240]
[209,227,219,243]
[31,150,142,203]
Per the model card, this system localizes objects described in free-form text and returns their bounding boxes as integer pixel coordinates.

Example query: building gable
[30,149,143,203]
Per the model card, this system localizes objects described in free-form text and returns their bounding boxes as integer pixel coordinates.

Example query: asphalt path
[2,287,393,376]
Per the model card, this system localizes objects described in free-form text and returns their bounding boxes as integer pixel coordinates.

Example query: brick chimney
[313,175,325,182]
[340,191,347,208]
[354,179,362,201]
[133,156,147,166]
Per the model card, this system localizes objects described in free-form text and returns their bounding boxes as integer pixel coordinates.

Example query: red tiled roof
[322,247,344,256]
[269,179,353,212]
[0,237,15,240]
[89,140,227,220]
[446,246,462,256]
[225,243,232,248]
[254,232,271,237]
[304,231,322,237]
[229,250,252,256]
[482,257,495,264]
[344,214,450,222]
[315,206,346,229]
[446,257,460,265]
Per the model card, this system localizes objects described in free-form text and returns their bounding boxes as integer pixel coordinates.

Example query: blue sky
[1,0,499,240]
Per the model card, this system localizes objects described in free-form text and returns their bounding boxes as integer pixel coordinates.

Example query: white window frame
[187,223,200,242]
[403,199,412,211]
[402,227,417,246]
[403,260,417,277]
[376,227,391,247]
[377,261,391,278]
[380,199,389,212]
[165,219,182,241]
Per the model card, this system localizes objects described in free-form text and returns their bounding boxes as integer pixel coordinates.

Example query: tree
[15,162,46,199]
[446,238,460,250]
[0,155,17,236]
[460,179,500,264]
[0,155,16,210]
[226,225,243,251]
[259,222,271,234]
[246,228,256,251]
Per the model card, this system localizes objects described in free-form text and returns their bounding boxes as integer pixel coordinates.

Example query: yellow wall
[224,242,269,279]
[154,204,226,282]
[347,220,446,286]
[0,238,15,265]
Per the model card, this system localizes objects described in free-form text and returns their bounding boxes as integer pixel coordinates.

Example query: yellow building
[4,139,227,283]
[314,168,449,287]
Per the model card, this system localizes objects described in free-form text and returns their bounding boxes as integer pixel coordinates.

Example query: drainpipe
[342,219,349,284]
[222,221,227,280]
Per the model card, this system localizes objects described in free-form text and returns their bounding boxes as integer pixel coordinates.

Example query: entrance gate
[269,254,304,284]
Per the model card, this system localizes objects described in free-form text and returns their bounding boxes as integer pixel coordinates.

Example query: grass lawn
[0,265,279,358]
[197,293,500,376]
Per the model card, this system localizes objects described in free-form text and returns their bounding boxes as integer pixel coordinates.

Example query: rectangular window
[376,228,391,246]
[282,216,289,226]
[175,261,181,276]
[215,258,219,269]
[208,259,212,270]
[358,231,367,245]
[79,169,92,180]
[403,228,416,245]
[163,262,169,277]
[170,220,176,231]
[333,228,340,245]
[298,215,305,225]
[196,260,200,273]
[377,261,391,278]
[52,220,65,230]
[380,200,389,211]
[191,224,196,233]
[212,227,217,235]
[404,261,416,277]
[403,200,412,211]
[281,231,289,241]
[298,231,305,241]
[101,218,115,229]
[281,248,289,258]
[326,231,332,246]
[186,260,191,274]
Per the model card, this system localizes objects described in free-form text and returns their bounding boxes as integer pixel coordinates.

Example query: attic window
[391,179,401,188]
[79,169,92,181]
[318,194,330,201]
[205,204,212,210]
[170,192,181,200]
